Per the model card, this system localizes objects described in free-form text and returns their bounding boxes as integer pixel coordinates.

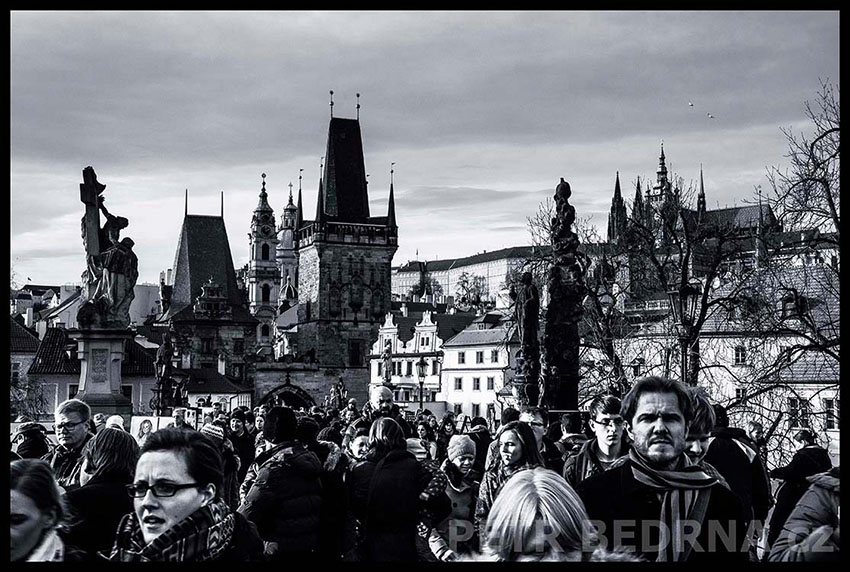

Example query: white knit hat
[447,434,476,462]
[106,415,125,430]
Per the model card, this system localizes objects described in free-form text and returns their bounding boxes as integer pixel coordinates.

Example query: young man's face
[350,436,370,460]
[591,412,625,449]
[684,431,711,465]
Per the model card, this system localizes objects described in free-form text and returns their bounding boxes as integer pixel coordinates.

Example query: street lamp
[667,280,701,385]
[416,356,428,412]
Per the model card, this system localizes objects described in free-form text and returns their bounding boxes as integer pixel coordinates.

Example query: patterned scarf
[110,499,234,562]
[26,529,65,562]
[628,449,717,562]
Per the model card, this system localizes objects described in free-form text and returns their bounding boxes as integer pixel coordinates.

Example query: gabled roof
[443,325,517,347]
[28,328,79,375]
[701,204,776,230]
[422,245,540,272]
[161,215,255,324]
[381,311,478,345]
[10,316,40,353]
[777,351,839,384]
[177,368,252,394]
[28,328,156,376]
[320,117,370,223]
[38,290,82,321]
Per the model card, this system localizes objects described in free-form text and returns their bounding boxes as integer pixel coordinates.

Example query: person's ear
[625,420,635,442]
[200,484,216,507]
[41,507,58,530]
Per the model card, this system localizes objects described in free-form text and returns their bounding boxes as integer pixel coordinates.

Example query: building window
[261,243,270,261]
[476,351,484,364]
[406,361,413,377]
[735,387,747,402]
[394,361,401,376]
[632,358,644,377]
[472,403,480,417]
[491,349,499,362]
[454,378,463,391]
[453,403,463,415]
[421,337,429,347]
[201,338,214,354]
[377,362,383,376]
[261,324,270,338]
[487,377,495,390]
[788,397,810,429]
[431,360,439,375]
[233,339,244,355]
[348,339,365,366]
[734,345,748,365]
[11,362,21,385]
[262,284,271,303]
[458,352,465,364]
[402,390,411,402]
[69,384,79,400]
[824,398,839,430]
[473,378,481,391]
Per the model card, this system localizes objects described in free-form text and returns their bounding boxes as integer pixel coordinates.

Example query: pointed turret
[654,141,670,195]
[607,171,627,243]
[387,181,397,228]
[632,177,644,222]
[319,117,370,222]
[315,177,325,223]
[295,185,303,230]
[697,164,707,224]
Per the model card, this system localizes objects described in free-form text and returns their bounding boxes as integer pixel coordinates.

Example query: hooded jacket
[237,440,323,559]
[767,444,832,546]
[768,467,839,562]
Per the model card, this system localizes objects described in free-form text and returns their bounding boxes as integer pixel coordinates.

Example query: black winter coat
[237,440,323,559]
[62,474,134,560]
[767,445,832,546]
[347,449,439,561]
[703,427,772,523]
[577,459,749,562]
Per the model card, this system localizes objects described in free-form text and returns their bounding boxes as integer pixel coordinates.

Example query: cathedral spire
[255,173,273,212]
[632,177,644,222]
[697,164,707,222]
[315,176,325,223]
[388,163,397,228]
[608,171,627,243]
[614,170,622,199]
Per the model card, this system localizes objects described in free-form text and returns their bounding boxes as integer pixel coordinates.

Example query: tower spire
[220,190,224,218]
[356,92,361,121]
[697,163,707,222]
[614,170,621,198]
[287,181,294,206]
[184,188,188,217]
[329,90,334,118]
[388,163,396,228]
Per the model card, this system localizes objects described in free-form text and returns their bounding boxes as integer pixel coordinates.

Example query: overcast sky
[11,11,839,288]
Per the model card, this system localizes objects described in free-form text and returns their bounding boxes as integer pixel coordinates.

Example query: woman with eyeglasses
[110,428,264,562]
[61,427,139,560]
[562,395,629,488]
[11,459,85,562]
[475,420,544,552]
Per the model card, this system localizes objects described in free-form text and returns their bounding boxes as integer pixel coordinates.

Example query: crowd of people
[10,376,839,562]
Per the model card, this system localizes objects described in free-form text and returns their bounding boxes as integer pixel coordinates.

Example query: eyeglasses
[593,417,624,427]
[55,420,85,431]
[126,482,202,498]
[526,421,546,428]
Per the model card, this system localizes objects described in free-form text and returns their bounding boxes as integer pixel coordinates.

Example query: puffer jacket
[768,467,839,562]
[237,440,323,560]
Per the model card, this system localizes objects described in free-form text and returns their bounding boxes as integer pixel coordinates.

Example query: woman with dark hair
[11,459,84,562]
[434,413,457,464]
[766,428,832,551]
[62,428,139,559]
[415,420,438,461]
[110,428,264,562]
[475,420,544,551]
[346,417,450,561]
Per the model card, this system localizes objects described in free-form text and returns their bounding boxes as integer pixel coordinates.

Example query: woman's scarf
[627,449,717,562]
[110,499,234,562]
[26,529,65,562]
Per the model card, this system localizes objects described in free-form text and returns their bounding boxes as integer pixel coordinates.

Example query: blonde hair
[483,467,598,561]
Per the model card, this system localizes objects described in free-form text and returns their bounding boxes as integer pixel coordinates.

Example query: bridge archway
[259,382,316,411]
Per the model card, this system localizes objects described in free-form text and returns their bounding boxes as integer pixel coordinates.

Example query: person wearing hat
[200,423,242,511]
[238,407,323,563]
[105,415,125,431]
[228,410,256,484]
[13,422,52,460]
[429,434,480,561]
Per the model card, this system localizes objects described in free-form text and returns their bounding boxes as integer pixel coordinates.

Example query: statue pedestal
[510,373,540,408]
[67,329,134,417]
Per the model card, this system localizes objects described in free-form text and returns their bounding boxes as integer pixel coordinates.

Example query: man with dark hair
[578,376,748,562]
[466,416,492,478]
[703,401,772,555]
[563,394,628,487]
[238,407,323,563]
[518,405,564,475]
[229,409,256,484]
[555,410,589,457]
[765,428,832,553]
[244,410,258,440]
[43,398,94,492]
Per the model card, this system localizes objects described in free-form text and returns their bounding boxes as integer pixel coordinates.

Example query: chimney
[166,268,173,285]
[401,303,408,317]
[218,353,227,376]
[25,307,33,328]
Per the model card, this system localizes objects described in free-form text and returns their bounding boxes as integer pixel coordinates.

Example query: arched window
[261,243,270,261]
[261,324,270,338]
[262,284,271,303]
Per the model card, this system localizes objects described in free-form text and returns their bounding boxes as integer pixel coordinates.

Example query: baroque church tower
[248,174,281,351]
[277,179,299,311]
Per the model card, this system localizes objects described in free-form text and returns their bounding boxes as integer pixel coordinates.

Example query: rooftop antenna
[356,92,361,121]
[184,189,188,217]
[391,162,395,185]
[329,90,334,118]
[220,190,224,218]
[299,168,303,192]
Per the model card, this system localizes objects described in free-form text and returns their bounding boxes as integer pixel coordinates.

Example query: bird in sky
[707,113,715,119]
[688,101,694,107]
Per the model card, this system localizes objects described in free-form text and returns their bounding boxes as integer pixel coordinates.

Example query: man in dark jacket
[42,399,94,492]
[563,395,628,487]
[703,404,771,537]
[577,376,749,562]
[465,416,492,478]
[238,406,323,563]
[229,409,256,484]
[765,428,832,552]
[519,406,564,476]
[343,386,413,448]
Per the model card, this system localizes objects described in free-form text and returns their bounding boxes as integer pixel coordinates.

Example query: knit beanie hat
[200,423,225,446]
[16,435,49,459]
[229,409,246,424]
[447,434,476,462]
[106,415,126,430]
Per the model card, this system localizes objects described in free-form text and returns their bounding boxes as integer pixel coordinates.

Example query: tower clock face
[261,225,272,236]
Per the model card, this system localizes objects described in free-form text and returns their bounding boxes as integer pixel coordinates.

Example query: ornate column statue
[509,271,541,406]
